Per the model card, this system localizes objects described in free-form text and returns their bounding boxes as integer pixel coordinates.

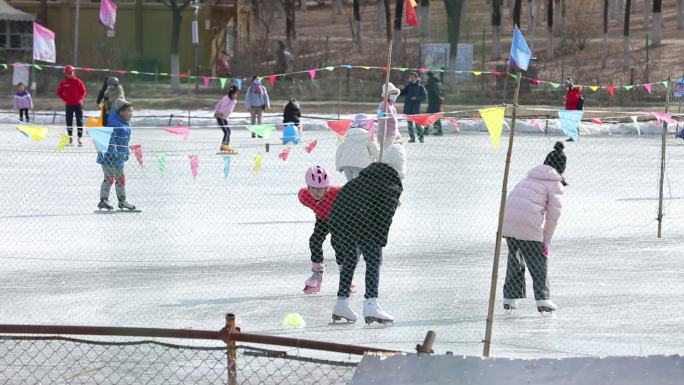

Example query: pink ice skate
[303,263,325,294]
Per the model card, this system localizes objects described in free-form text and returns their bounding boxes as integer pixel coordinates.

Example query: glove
[542,244,550,256]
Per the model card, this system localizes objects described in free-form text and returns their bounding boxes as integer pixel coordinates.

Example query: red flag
[327,120,353,138]
[279,147,291,161]
[607,86,615,96]
[305,140,318,153]
[268,74,276,87]
[406,113,442,127]
[405,0,420,26]
[444,117,461,133]
[129,144,144,167]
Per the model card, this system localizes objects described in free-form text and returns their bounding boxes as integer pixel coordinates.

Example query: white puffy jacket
[381,143,407,180]
[336,127,379,171]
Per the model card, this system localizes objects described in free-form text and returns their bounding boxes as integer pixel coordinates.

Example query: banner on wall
[32,23,56,63]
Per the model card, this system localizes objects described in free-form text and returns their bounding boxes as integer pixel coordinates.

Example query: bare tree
[332,0,343,23]
[444,0,465,62]
[279,0,297,45]
[492,0,503,59]
[643,0,650,30]
[547,0,554,59]
[384,0,392,43]
[513,0,522,27]
[420,0,430,36]
[160,0,193,90]
[528,0,536,50]
[393,0,404,58]
[652,0,662,46]
[352,0,362,50]
[678,0,684,30]
[603,0,609,68]
[623,0,631,70]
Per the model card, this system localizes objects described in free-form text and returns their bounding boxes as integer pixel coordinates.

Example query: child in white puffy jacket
[335,113,379,181]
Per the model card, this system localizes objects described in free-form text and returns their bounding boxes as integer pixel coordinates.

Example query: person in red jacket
[56,65,87,146]
[564,78,583,141]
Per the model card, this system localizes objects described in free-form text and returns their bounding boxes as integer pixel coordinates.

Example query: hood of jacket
[527,164,562,182]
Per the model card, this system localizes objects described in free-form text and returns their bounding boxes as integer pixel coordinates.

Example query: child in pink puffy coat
[502,141,567,313]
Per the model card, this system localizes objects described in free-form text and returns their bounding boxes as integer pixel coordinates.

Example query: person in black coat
[400,72,428,143]
[329,162,403,324]
[283,98,301,127]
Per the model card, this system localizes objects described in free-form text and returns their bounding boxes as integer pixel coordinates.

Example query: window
[0,20,32,51]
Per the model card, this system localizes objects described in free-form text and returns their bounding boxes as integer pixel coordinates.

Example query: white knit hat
[382,82,400,97]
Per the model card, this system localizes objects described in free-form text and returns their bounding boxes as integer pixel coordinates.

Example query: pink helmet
[305,165,330,188]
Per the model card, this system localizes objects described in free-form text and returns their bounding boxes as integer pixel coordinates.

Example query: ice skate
[536,299,558,313]
[363,298,393,324]
[118,200,136,211]
[332,297,358,322]
[67,136,73,146]
[503,298,518,311]
[218,144,237,155]
[97,199,113,210]
[77,138,83,147]
[303,262,324,294]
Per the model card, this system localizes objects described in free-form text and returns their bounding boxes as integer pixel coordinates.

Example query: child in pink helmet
[298,165,356,294]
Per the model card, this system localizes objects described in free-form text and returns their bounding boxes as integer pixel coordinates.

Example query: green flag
[549,82,561,89]
[156,152,167,174]
[220,78,228,89]
[623,85,634,91]
[245,124,276,139]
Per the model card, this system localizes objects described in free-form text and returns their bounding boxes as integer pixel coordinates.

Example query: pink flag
[592,118,604,125]
[188,155,199,180]
[643,83,653,93]
[650,112,676,125]
[308,69,316,80]
[202,76,211,87]
[367,120,376,142]
[164,125,190,139]
[33,23,56,63]
[129,144,144,167]
[444,117,461,133]
[327,120,353,138]
[305,140,318,153]
[279,147,291,161]
[99,0,117,30]
[528,119,544,132]
[607,86,615,96]
[530,78,542,85]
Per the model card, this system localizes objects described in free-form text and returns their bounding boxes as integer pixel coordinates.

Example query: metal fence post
[226,313,237,385]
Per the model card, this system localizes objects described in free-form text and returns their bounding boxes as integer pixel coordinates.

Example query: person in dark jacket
[56,65,87,146]
[283,98,301,127]
[400,72,428,143]
[329,162,403,324]
[425,71,445,136]
[96,98,136,211]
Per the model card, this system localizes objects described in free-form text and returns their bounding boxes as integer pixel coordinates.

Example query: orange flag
[406,113,442,127]
[327,120,353,138]
[405,0,419,26]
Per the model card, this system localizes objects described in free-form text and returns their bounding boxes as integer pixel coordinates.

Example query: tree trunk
[284,0,296,45]
[420,0,430,37]
[623,0,631,70]
[444,0,464,62]
[611,0,617,20]
[553,0,560,37]
[547,0,554,59]
[643,0,650,30]
[492,0,502,59]
[603,0,609,68]
[394,0,403,58]
[38,0,48,25]
[384,0,392,42]
[652,0,662,46]
[617,0,625,28]
[332,0,343,23]
[170,7,182,90]
[678,0,684,30]
[528,0,536,51]
[507,0,513,18]
[513,0,522,27]
[353,0,362,50]
[560,0,565,34]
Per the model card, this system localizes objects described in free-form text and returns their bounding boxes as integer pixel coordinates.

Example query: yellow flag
[590,86,599,92]
[56,134,70,152]
[479,107,506,150]
[253,153,263,175]
[16,125,49,142]
[362,66,371,70]
[472,71,482,76]
[408,0,418,6]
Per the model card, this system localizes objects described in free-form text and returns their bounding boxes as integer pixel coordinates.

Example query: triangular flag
[557,110,583,142]
[325,66,335,71]
[662,80,669,89]
[327,119,353,138]
[631,116,641,135]
[279,147,291,161]
[624,85,634,91]
[591,118,603,125]
[56,133,70,151]
[33,22,56,63]
[509,25,532,71]
[406,113,443,127]
[220,78,228,89]
[188,155,199,180]
[405,0,420,26]
[253,153,263,175]
[268,74,276,87]
[362,66,371,70]
[399,67,409,72]
[479,107,506,150]
[590,86,599,92]
[650,112,676,125]
[643,83,653,93]
[245,124,276,139]
[16,124,49,142]
[235,78,243,89]
[88,127,115,153]
[99,0,117,30]
[33,64,42,70]
[164,125,190,139]
[472,71,482,76]
[528,119,544,132]
[308,69,317,80]
[367,119,376,141]
[549,82,561,89]
[509,74,519,80]
[130,70,139,75]
[530,78,542,85]
[444,117,461,132]
[222,156,231,179]
[202,76,211,87]
[607,86,615,96]
[156,152,167,174]
[129,144,143,167]
[305,140,318,153]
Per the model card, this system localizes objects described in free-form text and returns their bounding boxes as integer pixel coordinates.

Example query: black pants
[309,218,330,264]
[65,105,84,138]
[217,118,231,145]
[19,109,29,122]
[407,120,424,140]
[503,237,550,301]
[332,236,382,299]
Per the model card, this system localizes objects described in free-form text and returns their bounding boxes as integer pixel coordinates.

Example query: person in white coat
[502,141,567,313]
[336,113,379,181]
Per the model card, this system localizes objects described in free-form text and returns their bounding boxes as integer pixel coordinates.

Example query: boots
[98,198,113,210]
[118,197,136,210]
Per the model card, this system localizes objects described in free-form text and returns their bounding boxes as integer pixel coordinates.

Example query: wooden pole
[379,39,393,162]
[483,73,522,357]
[226,313,237,385]
[657,75,672,238]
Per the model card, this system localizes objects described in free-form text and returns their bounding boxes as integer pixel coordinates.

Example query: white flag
[33,22,56,63]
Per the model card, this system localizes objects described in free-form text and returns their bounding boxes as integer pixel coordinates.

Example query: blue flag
[557,110,583,142]
[235,78,243,90]
[509,26,532,71]
[222,156,231,179]
[87,127,114,153]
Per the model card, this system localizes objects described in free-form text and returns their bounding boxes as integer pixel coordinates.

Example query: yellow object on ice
[56,134,70,152]
[281,313,306,328]
[16,124,49,142]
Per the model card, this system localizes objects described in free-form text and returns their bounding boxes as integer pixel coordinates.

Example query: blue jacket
[245,83,270,109]
[400,81,427,115]
[96,111,131,169]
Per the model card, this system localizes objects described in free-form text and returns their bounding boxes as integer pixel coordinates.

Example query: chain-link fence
[1,105,684,363]
[0,335,358,385]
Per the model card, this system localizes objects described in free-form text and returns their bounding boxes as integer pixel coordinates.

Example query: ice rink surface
[1,116,684,359]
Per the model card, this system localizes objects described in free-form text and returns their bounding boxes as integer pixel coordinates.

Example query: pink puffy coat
[503,164,564,244]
